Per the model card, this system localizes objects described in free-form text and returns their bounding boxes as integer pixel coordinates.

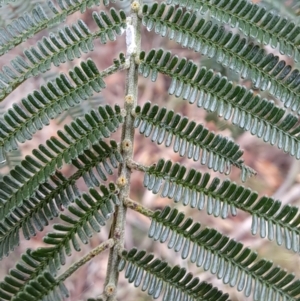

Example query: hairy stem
[57,239,115,282]
[124,198,153,218]
[103,1,142,299]
[126,159,149,172]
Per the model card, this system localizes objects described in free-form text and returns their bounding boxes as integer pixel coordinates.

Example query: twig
[101,62,130,78]
[103,1,142,300]
[126,159,149,172]
[124,198,154,217]
[57,239,115,283]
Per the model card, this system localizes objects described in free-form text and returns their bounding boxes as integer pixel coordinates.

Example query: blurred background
[0,0,300,300]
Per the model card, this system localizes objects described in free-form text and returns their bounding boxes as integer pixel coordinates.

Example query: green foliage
[119,248,230,301]
[0,1,47,28]
[134,101,255,180]
[0,102,122,209]
[0,247,69,301]
[0,186,118,301]
[0,0,299,301]
[0,58,115,159]
[4,270,70,301]
[149,205,300,300]
[0,0,105,55]
[166,0,300,59]
[142,3,300,114]
[34,185,119,261]
[0,9,126,101]
[139,49,300,158]
[0,140,122,260]
[144,158,300,253]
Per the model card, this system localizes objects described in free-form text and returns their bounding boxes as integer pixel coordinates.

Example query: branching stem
[126,159,149,172]
[103,1,142,300]
[57,239,115,283]
[124,198,153,218]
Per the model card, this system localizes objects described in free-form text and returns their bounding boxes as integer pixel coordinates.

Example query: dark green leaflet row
[0,171,79,261]
[149,206,300,301]
[0,140,122,260]
[134,101,254,180]
[118,248,230,301]
[0,104,123,217]
[13,271,68,301]
[144,158,239,218]
[32,186,119,263]
[0,140,121,221]
[72,140,123,189]
[142,3,300,114]
[0,59,109,162]
[0,4,48,52]
[0,8,126,102]
[0,248,64,300]
[0,186,118,301]
[166,0,300,60]
[0,267,69,301]
[139,49,300,158]
[0,0,103,54]
[145,159,300,253]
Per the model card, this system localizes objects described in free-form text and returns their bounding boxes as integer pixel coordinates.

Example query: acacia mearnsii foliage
[0,0,300,301]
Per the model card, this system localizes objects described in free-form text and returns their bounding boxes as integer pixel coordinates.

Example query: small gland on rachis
[122,139,132,152]
[105,283,116,297]
[116,175,127,188]
[131,1,140,12]
[125,94,134,104]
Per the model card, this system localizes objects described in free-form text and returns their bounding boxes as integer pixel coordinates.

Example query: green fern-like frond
[0,54,125,151]
[0,4,48,55]
[0,9,127,101]
[2,270,69,301]
[139,49,300,157]
[0,104,123,217]
[0,186,118,300]
[0,0,299,300]
[0,58,123,161]
[118,248,230,301]
[144,159,300,253]
[31,186,118,264]
[0,140,122,260]
[142,3,300,110]
[134,101,255,180]
[166,0,300,60]
[144,158,241,217]
[21,271,69,301]
[0,1,49,28]
[72,140,123,188]
[0,0,107,55]
[149,205,300,301]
